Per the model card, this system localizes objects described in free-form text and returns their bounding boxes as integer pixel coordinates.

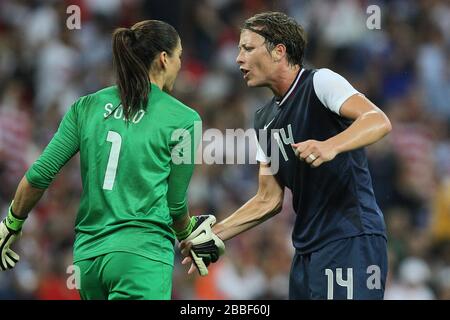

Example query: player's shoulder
[312,68,348,86]
[73,85,118,109]
[156,88,201,122]
[92,85,118,96]
[313,67,337,80]
[86,85,119,103]
[312,68,352,97]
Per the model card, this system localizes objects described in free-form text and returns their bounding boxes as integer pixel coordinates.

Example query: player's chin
[244,77,258,87]
[246,79,264,88]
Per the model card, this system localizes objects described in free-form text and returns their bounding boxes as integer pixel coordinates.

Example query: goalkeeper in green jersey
[0,20,221,300]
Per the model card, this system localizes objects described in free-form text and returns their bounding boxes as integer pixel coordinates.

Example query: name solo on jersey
[104,103,145,124]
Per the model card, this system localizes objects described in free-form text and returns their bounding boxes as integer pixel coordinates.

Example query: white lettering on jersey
[103,103,145,124]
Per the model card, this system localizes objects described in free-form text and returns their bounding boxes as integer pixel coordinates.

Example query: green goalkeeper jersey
[25,84,201,266]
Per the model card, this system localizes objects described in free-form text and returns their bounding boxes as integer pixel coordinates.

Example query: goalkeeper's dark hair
[243,12,307,67]
[112,20,179,121]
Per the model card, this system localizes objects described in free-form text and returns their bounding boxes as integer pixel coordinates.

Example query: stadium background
[0,0,449,300]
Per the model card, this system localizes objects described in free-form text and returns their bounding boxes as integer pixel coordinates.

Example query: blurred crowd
[0,0,449,300]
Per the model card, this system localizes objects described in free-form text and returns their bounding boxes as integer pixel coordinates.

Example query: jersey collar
[275,68,305,107]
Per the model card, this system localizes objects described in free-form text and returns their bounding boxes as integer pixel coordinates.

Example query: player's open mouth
[240,68,250,79]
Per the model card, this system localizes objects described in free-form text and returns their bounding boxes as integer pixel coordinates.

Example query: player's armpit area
[327,94,392,155]
[257,163,284,206]
[339,93,389,123]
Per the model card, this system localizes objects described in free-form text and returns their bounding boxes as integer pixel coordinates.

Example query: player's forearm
[171,213,191,234]
[11,176,46,219]
[212,194,282,241]
[328,110,391,155]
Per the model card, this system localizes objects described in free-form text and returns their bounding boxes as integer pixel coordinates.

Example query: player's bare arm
[212,163,284,241]
[10,177,45,219]
[179,163,284,260]
[292,94,392,168]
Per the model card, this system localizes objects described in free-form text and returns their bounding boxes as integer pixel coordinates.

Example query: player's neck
[149,73,164,90]
[270,65,301,98]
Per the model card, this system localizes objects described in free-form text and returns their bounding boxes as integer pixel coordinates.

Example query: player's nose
[236,51,244,65]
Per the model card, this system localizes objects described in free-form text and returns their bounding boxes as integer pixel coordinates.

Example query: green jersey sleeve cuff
[174,216,196,241]
[25,168,51,189]
[169,202,188,221]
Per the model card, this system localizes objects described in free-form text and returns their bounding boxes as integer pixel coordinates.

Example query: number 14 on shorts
[325,265,382,300]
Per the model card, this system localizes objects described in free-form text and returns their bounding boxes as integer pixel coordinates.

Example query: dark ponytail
[112,20,179,121]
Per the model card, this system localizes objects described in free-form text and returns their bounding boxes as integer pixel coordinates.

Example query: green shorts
[74,252,173,300]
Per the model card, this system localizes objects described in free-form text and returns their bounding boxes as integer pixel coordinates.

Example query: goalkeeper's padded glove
[0,202,24,271]
[176,215,225,276]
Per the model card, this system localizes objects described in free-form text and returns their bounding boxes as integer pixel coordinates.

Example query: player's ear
[158,51,169,70]
[271,44,286,62]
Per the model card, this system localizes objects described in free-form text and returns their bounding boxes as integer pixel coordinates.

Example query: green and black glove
[176,215,225,276]
[0,202,25,271]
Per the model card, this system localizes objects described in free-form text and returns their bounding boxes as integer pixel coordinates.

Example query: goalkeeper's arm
[174,214,225,276]
[9,177,46,220]
[1,176,45,270]
[2,99,81,270]
[171,213,192,239]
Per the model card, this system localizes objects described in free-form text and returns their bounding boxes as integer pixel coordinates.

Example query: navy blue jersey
[254,68,386,254]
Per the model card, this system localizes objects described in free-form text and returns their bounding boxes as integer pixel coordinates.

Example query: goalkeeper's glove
[0,203,24,271]
[176,215,225,276]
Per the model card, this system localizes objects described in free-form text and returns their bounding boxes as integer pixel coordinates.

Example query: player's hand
[0,204,24,271]
[291,140,337,168]
[178,215,225,276]
[179,242,196,274]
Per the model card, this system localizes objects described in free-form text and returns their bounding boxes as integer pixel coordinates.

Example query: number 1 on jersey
[103,131,122,190]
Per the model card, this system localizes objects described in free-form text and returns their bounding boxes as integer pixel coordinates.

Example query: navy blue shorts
[289,234,388,300]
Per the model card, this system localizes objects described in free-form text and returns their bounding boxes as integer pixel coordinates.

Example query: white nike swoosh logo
[263,118,275,130]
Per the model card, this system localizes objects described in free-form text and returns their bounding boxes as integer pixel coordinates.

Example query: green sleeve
[167,115,201,220]
[25,99,81,189]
